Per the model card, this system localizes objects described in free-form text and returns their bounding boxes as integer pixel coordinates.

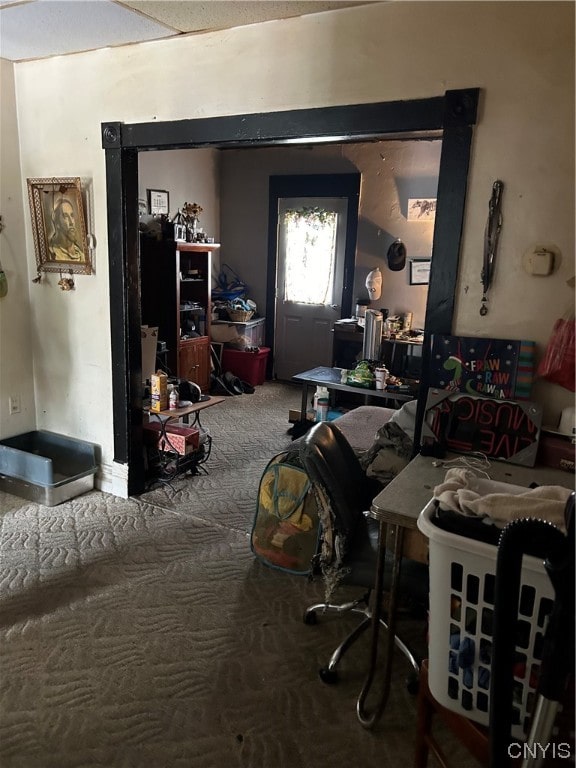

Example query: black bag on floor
[209,345,240,396]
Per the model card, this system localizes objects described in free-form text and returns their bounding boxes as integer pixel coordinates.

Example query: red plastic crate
[221,347,270,386]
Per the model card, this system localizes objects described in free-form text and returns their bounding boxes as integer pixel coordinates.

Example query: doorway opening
[102,89,479,495]
[267,174,360,380]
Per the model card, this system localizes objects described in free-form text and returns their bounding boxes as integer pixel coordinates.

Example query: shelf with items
[177,243,217,342]
[140,237,220,389]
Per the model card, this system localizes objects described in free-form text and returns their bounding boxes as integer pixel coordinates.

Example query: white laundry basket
[418,493,554,739]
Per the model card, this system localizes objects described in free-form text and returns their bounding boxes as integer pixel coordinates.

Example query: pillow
[388,399,418,441]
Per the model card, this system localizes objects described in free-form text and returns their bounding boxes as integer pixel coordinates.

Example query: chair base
[304,594,420,685]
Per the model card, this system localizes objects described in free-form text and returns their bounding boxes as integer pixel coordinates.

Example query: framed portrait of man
[27,177,92,275]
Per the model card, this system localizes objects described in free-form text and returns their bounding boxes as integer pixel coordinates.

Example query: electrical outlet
[9,395,21,415]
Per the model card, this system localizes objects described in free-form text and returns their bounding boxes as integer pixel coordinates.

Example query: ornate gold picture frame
[27,177,92,275]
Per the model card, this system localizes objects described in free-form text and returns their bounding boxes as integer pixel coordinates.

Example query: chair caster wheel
[304,610,318,625]
[406,671,419,695]
[319,666,338,685]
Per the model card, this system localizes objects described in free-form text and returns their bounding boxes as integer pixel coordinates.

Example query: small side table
[144,396,225,487]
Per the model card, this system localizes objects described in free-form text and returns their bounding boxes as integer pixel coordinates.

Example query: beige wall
[2,1,574,495]
[138,148,221,249]
[0,59,36,437]
[140,139,439,328]
[219,141,440,329]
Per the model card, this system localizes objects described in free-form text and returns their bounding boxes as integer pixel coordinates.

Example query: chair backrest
[299,421,371,536]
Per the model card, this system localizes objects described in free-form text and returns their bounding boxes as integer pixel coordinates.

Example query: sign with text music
[423,391,542,466]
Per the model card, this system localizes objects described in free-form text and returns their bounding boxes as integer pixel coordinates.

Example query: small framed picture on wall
[407,198,436,221]
[409,259,431,285]
[147,189,170,216]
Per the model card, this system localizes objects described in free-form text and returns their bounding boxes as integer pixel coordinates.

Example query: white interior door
[274,197,348,380]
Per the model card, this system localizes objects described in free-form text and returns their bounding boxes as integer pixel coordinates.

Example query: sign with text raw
[429,335,536,401]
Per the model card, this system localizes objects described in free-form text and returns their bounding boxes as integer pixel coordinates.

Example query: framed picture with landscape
[27,177,91,275]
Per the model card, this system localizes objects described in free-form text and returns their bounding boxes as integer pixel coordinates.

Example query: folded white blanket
[433,468,571,533]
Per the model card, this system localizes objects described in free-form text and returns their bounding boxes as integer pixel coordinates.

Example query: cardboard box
[143,422,200,455]
[141,326,159,383]
[289,408,315,423]
[150,371,168,412]
[537,433,576,473]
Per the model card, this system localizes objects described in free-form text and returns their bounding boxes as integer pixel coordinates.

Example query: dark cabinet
[178,337,211,393]
[332,325,365,369]
[140,237,220,391]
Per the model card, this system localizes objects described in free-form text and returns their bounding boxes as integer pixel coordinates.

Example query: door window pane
[282,207,337,304]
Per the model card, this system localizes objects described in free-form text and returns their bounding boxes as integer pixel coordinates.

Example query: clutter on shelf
[139,215,166,240]
[210,298,264,351]
[343,359,416,394]
[171,201,215,244]
[212,263,248,302]
[139,198,217,245]
[227,298,256,322]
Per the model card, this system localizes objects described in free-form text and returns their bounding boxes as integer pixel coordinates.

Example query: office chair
[299,421,428,685]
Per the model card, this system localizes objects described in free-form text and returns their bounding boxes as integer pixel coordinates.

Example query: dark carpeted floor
[0,382,481,767]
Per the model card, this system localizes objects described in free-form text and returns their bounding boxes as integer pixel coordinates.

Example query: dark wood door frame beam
[102,88,480,496]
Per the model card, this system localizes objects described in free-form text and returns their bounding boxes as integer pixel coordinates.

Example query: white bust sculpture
[365,267,382,301]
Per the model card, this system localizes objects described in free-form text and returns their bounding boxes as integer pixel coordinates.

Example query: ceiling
[0,0,377,63]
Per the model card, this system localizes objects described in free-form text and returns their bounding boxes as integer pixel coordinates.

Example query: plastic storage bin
[221,347,270,386]
[212,317,265,348]
[0,430,98,506]
[417,492,554,739]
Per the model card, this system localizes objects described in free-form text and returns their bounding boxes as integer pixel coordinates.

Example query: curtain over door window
[275,197,348,380]
[282,207,338,304]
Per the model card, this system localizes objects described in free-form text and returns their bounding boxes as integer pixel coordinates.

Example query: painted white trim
[96,460,128,498]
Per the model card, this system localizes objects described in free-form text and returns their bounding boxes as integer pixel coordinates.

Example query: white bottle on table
[314,386,329,422]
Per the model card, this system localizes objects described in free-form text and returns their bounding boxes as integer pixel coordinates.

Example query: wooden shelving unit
[140,238,221,392]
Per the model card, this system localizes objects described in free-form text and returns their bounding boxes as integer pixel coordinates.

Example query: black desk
[292,366,414,420]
